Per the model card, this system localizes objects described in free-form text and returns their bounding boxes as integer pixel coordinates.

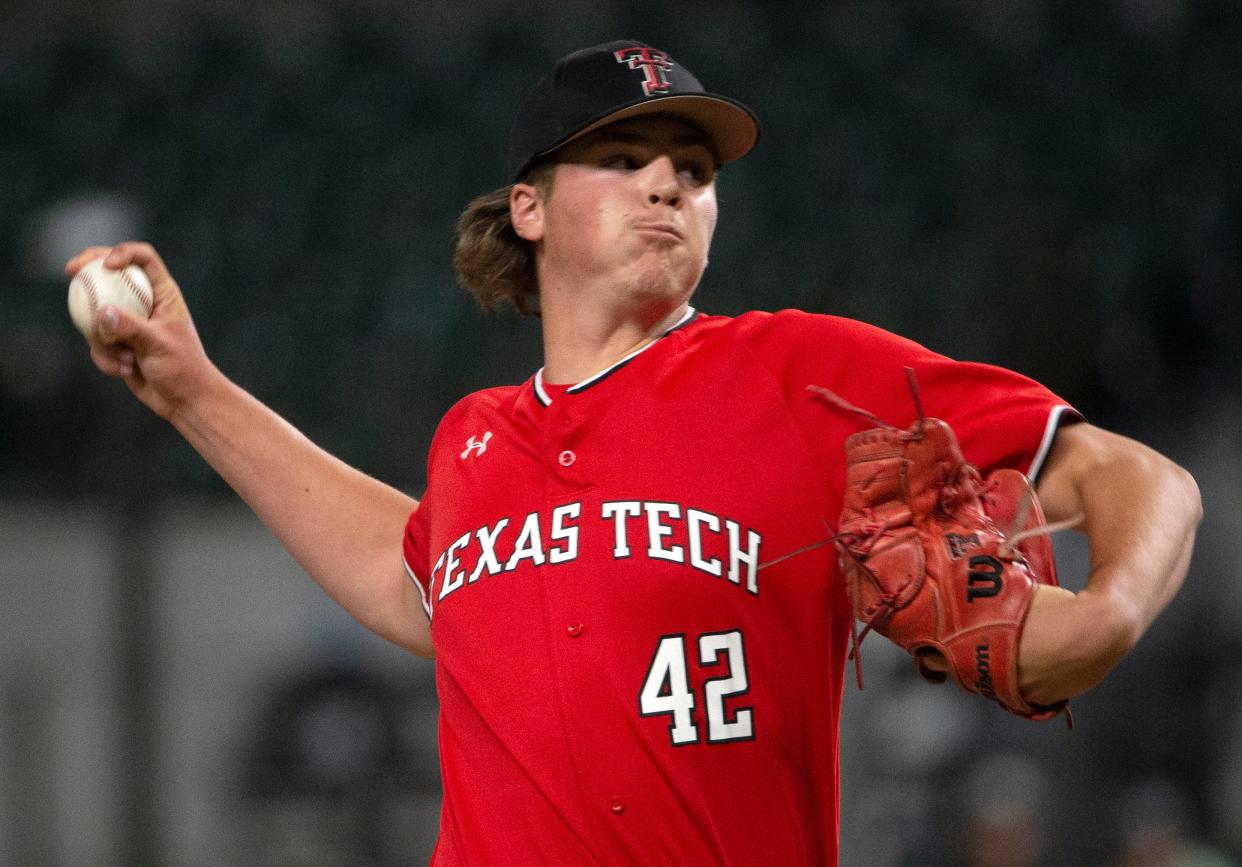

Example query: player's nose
[644,155,682,208]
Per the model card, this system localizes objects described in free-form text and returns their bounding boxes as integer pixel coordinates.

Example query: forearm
[171,366,431,656]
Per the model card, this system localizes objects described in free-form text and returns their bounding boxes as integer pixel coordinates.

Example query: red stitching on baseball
[120,268,154,314]
[81,271,100,324]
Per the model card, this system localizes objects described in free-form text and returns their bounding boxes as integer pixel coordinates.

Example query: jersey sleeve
[398,385,519,624]
[402,500,434,620]
[739,309,1082,482]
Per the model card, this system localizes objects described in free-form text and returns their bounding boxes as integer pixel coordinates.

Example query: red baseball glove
[811,371,1074,723]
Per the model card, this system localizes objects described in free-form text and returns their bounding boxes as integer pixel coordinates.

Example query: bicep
[1034,421,1187,526]
[1035,421,1127,523]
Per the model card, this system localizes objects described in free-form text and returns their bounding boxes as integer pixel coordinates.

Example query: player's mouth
[634,222,684,242]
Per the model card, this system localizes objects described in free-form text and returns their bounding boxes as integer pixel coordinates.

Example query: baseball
[67,258,154,339]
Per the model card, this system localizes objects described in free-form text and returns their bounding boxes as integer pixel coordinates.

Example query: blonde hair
[453,164,555,316]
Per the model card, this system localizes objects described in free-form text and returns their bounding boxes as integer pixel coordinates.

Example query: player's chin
[644,246,705,279]
[630,261,702,302]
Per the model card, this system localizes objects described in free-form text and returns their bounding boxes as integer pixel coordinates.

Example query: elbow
[1164,458,1203,532]
[1119,437,1202,534]
[1182,467,1204,529]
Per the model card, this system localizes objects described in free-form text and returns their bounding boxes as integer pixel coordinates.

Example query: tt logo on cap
[614,47,674,96]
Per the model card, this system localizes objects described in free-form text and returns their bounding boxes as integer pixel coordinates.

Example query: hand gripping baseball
[66,242,214,422]
[811,370,1079,723]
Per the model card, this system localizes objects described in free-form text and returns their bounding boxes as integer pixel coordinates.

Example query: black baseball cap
[507,40,761,180]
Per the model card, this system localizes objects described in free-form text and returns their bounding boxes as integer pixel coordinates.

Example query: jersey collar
[532,306,699,407]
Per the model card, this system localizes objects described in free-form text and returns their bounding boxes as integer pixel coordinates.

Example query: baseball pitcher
[68,40,1201,866]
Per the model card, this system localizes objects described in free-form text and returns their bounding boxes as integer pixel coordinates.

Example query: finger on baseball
[96,304,150,350]
[65,246,114,277]
[90,343,135,379]
[103,242,175,292]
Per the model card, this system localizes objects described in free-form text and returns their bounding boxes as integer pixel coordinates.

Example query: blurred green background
[1,1,1239,865]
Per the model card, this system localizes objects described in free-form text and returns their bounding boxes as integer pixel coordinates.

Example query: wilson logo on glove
[966,555,1004,601]
[975,644,998,702]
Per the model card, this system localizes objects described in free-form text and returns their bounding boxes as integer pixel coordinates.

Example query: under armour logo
[461,432,492,459]
[614,46,674,96]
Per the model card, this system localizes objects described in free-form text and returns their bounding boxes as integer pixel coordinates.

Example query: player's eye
[677,160,715,187]
[601,154,641,171]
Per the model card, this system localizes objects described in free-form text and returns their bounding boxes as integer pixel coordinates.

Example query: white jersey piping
[404,558,434,620]
[1027,404,1076,482]
[532,306,697,406]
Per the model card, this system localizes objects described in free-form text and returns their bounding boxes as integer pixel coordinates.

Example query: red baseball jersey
[402,308,1079,866]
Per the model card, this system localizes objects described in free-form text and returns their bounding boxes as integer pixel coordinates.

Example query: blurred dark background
[1,1,1238,864]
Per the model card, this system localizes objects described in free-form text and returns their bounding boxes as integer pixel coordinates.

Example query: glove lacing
[755,514,898,690]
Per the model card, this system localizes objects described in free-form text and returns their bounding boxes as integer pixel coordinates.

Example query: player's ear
[510,182,545,242]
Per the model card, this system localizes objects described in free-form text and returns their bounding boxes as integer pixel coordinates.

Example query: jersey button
[558,450,576,467]
[609,798,625,815]
[566,622,583,638]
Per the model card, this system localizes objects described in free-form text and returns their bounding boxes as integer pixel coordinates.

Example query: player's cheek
[698,209,719,259]
[693,194,719,246]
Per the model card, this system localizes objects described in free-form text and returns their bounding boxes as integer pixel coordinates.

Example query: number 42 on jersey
[639,629,754,746]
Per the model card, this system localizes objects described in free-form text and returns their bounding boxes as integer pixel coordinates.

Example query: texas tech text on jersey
[432,499,763,608]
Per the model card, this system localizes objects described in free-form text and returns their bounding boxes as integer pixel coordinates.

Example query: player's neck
[539,293,691,385]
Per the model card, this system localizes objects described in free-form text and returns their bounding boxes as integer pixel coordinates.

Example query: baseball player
[70,40,1200,866]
